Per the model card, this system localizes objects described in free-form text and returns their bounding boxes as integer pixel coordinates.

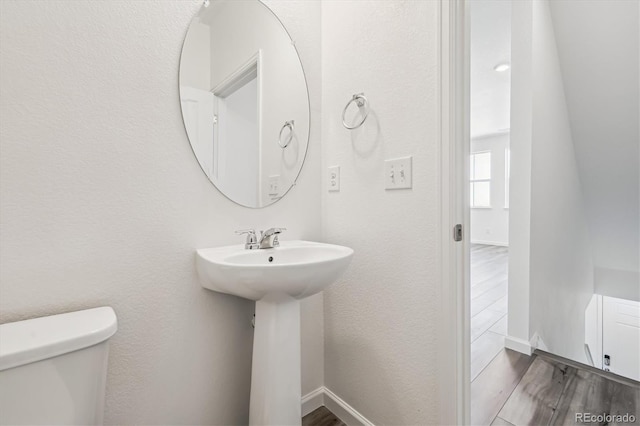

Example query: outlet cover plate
[268,175,280,196]
[328,166,340,192]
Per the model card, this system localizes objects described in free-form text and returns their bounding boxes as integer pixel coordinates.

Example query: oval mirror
[179,0,310,208]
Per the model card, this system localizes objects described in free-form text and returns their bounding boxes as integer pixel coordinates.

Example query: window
[470,151,491,207]
[505,148,510,208]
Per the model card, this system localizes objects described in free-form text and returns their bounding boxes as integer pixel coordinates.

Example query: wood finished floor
[305,244,640,426]
[304,357,639,426]
[481,353,640,426]
[470,244,640,426]
[302,406,346,426]
[471,244,509,381]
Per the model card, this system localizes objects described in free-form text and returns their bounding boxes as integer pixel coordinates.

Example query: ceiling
[470,0,511,139]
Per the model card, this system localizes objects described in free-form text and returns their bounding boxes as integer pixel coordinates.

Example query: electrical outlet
[268,175,280,196]
[328,166,340,191]
[385,156,412,190]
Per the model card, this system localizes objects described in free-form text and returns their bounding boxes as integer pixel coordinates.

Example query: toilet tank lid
[0,307,117,371]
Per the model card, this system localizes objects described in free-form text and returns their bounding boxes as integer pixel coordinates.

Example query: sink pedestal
[249,293,301,426]
[195,241,354,425]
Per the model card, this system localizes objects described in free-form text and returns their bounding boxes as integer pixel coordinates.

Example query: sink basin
[196,240,354,301]
[195,240,353,426]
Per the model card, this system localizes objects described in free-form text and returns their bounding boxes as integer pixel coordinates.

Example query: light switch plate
[268,175,280,196]
[385,156,412,190]
[328,166,340,192]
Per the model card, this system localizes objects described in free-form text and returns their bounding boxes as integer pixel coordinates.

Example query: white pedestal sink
[196,240,353,426]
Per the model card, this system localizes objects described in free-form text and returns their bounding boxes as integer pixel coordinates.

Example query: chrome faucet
[259,228,286,249]
[236,229,260,250]
[236,228,286,250]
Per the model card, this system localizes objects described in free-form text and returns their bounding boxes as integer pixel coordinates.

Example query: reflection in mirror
[179,0,310,208]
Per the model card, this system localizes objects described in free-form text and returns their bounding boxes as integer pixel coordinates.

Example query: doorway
[440,0,640,424]
[467,1,513,422]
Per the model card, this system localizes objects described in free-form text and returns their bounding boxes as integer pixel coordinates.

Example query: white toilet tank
[0,307,117,425]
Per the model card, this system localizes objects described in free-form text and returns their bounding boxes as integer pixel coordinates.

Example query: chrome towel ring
[342,93,369,130]
[278,120,295,148]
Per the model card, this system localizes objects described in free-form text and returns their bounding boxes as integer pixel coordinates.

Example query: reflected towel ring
[278,120,295,148]
[342,93,369,130]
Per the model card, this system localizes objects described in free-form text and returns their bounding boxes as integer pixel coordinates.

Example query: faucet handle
[235,229,256,235]
[236,229,259,250]
[273,228,287,247]
[271,231,285,247]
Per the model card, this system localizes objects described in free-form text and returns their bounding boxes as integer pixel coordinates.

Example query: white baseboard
[470,240,509,247]
[324,387,374,426]
[301,387,325,417]
[301,386,374,426]
[505,335,533,355]
[530,332,548,352]
[505,333,548,356]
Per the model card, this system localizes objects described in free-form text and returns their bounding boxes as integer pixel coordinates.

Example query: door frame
[439,0,470,424]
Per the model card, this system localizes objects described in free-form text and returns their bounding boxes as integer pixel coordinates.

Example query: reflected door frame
[211,50,263,207]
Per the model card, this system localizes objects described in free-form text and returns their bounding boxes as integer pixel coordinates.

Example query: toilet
[0,307,117,425]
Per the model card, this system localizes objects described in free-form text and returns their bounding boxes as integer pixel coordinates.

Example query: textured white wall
[549,0,639,279]
[528,0,594,363]
[321,1,441,423]
[470,133,510,246]
[508,0,594,362]
[0,0,322,423]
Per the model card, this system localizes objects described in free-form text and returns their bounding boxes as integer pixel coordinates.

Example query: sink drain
[268,256,274,263]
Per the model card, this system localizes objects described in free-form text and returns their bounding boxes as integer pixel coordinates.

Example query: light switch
[385,156,412,190]
[328,166,340,192]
